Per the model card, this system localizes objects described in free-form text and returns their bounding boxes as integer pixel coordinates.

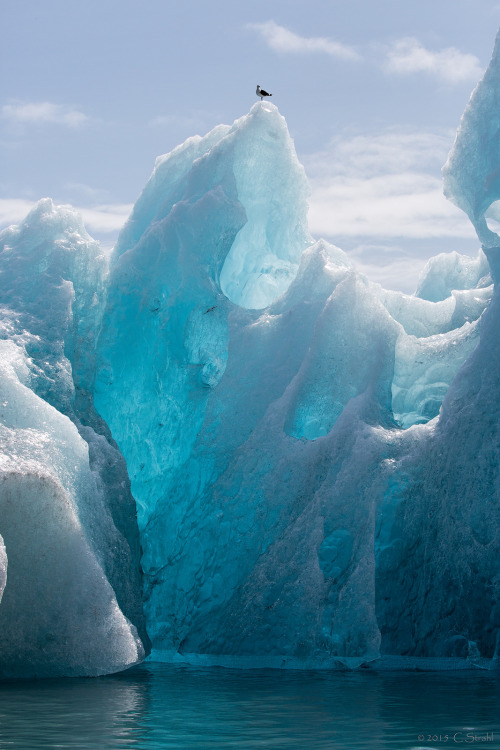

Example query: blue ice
[2,33,500,676]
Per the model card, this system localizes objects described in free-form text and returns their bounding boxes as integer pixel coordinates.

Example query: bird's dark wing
[260,89,271,97]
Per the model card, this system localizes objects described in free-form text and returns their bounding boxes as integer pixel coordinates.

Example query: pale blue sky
[1,0,499,291]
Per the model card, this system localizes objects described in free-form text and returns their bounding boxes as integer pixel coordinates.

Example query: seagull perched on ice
[256,85,272,101]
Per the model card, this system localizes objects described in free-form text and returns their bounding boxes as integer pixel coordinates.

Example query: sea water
[0,663,499,749]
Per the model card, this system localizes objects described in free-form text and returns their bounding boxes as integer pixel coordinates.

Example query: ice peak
[113,101,312,310]
[3,197,92,248]
[246,100,281,118]
[443,28,500,273]
[218,103,312,309]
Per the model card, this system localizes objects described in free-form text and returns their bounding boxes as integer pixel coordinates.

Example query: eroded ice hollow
[114,103,312,311]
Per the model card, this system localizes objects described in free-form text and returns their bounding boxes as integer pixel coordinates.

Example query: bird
[256,85,272,101]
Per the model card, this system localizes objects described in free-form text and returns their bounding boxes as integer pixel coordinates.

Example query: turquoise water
[0,663,499,749]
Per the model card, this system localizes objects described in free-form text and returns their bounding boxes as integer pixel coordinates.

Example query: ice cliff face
[0,200,147,677]
[1,55,500,676]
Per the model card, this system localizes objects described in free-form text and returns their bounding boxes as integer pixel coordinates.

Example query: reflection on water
[0,663,499,749]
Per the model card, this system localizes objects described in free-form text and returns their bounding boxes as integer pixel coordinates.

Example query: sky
[1,0,499,293]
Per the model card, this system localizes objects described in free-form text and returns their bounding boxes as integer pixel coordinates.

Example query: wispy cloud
[349,248,433,294]
[304,129,475,242]
[247,23,481,85]
[304,129,480,292]
[383,38,483,84]
[248,20,361,61]
[0,198,36,227]
[149,114,195,128]
[1,101,89,127]
[78,204,132,233]
[148,111,219,132]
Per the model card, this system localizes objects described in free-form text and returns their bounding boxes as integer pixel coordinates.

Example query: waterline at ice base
[1,31,500,678]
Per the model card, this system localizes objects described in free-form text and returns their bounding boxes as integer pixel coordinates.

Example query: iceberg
[0,340,143,678]
[94,101,496,668]
[1,34,500,675]
[0,200,147,677]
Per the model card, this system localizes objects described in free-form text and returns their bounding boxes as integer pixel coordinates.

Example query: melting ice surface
[0,201,147,677]
[2,36,500,677]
